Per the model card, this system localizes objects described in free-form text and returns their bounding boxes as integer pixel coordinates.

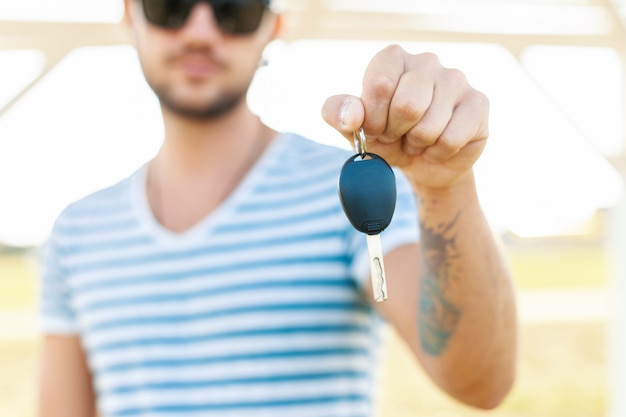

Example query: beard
[151,83,248,121]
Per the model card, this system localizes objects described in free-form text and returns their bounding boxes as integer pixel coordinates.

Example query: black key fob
[338,153,396,235]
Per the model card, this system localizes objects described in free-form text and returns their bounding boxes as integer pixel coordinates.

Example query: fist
[322,45,489,190]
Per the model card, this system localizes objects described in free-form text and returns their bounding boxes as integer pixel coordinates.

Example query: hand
[322,45,489,190]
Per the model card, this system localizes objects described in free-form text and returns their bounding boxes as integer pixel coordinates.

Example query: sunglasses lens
[213,0,266,34]
[141,0,266,34]
[143,0,193,29]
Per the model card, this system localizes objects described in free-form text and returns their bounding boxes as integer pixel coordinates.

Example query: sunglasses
[140,0,270,34]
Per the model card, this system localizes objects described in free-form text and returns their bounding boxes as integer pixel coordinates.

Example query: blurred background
[2,0,626,415]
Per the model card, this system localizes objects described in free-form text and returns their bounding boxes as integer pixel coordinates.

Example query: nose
[179,2,223,40]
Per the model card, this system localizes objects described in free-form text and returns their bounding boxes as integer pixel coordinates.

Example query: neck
[159,101,270,176]
[147,102,277,232]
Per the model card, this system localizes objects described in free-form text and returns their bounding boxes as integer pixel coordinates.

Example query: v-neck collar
[131,133,289,247]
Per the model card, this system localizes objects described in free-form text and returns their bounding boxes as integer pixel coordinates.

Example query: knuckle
[425,135,461,161]
[377,133,397,144]
[392,96,424,121]
[471,90,490,112]
[406,124,437,147]
[442,68,468,89]
[383,44,405,57]
[416,52,441,71]
[369,75,397,99]
[437,133,460,154]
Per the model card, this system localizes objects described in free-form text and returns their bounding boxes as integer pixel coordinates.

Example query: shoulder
[53,169,140,231]
[277,132,353,166]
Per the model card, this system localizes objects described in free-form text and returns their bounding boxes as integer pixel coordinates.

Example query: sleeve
[39,217,80,335]
[348,168,420,287]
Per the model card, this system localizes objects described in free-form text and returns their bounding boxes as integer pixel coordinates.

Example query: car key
[338,128,396,302]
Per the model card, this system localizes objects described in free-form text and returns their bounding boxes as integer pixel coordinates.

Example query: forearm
[413,172,517,408]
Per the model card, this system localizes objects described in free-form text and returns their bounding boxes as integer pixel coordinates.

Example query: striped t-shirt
[40,133,419,417]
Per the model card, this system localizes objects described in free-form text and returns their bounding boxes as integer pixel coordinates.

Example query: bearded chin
[153,86,248,121]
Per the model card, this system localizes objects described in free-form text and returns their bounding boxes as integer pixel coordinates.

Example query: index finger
[360,45,408,136]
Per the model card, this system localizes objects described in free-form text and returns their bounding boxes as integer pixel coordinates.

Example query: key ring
[353,128,367,156]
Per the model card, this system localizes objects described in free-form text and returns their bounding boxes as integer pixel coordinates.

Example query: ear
[269,13,284,41]
[122,0,132,27]
[121,0,138,44]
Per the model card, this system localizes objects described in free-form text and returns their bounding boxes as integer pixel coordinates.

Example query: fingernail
[339,101,352,129]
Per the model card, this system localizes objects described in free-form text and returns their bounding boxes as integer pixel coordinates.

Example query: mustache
[166,47,226,67]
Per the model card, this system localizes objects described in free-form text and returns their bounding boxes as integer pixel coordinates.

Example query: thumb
[321,95,365,139]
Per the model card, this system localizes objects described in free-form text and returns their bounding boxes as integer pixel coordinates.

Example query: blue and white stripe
[40,133,419,417]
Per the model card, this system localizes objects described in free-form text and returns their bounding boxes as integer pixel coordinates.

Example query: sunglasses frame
[140,0,271,35]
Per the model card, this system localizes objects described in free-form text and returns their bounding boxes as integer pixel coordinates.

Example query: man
[38,0,517,416]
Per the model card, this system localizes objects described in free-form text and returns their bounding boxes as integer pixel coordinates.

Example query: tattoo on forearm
[418,212,462,356]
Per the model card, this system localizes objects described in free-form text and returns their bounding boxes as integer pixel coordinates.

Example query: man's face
[125,0,278,120]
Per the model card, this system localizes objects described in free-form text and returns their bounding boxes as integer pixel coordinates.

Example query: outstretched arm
[383,174,516,409]
[322,45,517,408]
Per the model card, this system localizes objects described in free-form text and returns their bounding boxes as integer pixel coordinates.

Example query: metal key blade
[366,233,387,302]
[338,129,396,303]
